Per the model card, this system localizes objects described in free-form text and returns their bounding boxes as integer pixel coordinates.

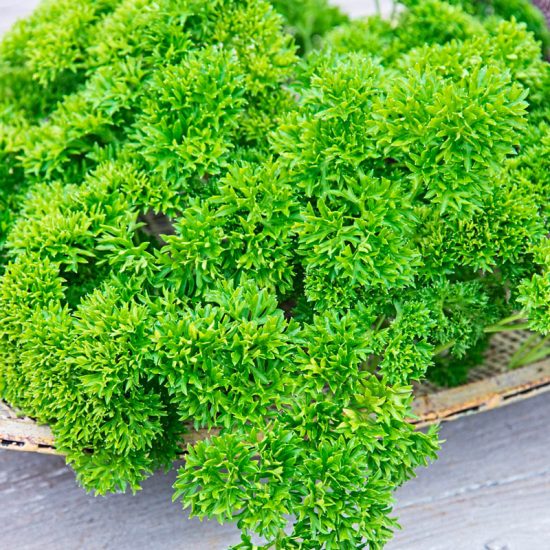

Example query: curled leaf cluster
[0,0,548,548]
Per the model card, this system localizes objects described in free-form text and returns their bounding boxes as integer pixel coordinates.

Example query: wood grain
[412,359,550,426]
[389,392,550,550]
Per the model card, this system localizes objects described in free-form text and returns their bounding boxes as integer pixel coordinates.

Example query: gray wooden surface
[2,1,550,549]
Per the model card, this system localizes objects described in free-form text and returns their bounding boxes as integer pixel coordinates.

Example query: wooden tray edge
[2,359,549,455]
[410,359,550,427]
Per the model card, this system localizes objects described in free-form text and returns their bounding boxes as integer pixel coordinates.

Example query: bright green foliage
[441,0,550,51]
[0,0,549,548]
[398,0,486,50]
[272,55,421,308]
[0,124,23,253]
[174,300,439,549]
[271,0,349,53]
[2,0,120,85]
[519,241,550,335]
[324,0,485,63]
[376,64,528,215]
[157,159,299,296]
[136,48,248,202]
[323,15,397,60]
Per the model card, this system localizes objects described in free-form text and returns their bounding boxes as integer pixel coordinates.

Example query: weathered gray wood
[390,392,550,550]
[0,450,243,549]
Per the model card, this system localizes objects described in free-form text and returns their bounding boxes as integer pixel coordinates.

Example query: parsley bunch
[0,1,548,547]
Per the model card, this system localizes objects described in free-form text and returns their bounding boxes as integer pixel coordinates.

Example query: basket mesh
[414,330,536,396]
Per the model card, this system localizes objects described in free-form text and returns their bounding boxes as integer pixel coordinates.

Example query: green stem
[374,315,386,331]
[483,311,528,334]
[433,340,455,356]
[484,322,531,333]
[517,346,550,368]
[512,335,550,369]
[508,332,541,368]
[494,312,526,326]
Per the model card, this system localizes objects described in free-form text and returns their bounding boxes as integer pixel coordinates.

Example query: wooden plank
[0,404,217,455]
[388,392,550,550]
[411,359,550,426]
[0,449,246,550]
[0,419,58,454]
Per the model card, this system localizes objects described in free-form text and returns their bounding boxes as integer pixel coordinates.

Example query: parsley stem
[483,311,528,333]
[433,341,455,355]
[510,334,550,369]
[484,322,531,333]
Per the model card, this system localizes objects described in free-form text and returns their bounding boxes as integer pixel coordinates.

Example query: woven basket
[1,329,549,454]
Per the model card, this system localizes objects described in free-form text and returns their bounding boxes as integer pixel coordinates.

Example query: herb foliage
[0,0,548,547]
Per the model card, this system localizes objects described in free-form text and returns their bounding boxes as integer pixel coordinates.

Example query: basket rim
[2,357,549,456]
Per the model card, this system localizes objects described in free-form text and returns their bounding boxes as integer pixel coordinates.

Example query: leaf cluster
[0,1,548,548]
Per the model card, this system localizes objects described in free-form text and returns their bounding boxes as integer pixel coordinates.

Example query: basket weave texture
[415,330,535,396]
